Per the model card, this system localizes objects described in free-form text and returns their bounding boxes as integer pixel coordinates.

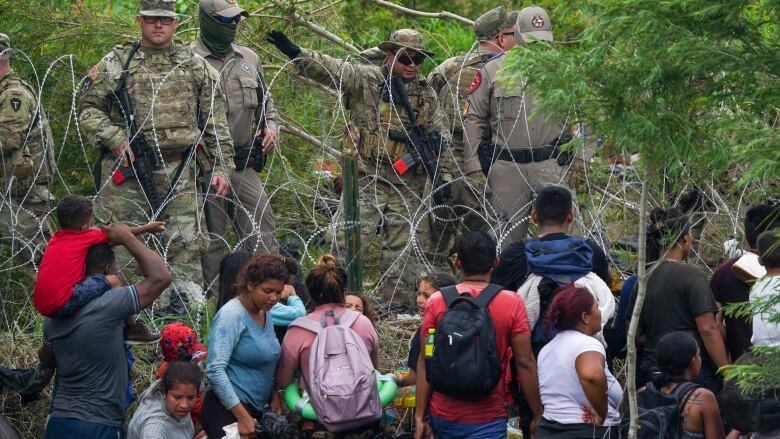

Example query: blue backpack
[524,237,593,354]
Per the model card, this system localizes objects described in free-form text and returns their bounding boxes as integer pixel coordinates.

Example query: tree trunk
[626,179,649,438]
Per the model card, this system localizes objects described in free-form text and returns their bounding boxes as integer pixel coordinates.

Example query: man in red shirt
[415,231,542,439]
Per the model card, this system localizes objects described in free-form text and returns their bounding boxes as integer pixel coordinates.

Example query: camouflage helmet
[377,29,434,57]
[139,0,177,17]
[473,6,507,41]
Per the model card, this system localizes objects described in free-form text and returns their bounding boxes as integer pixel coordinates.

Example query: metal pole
[343,149,363,293]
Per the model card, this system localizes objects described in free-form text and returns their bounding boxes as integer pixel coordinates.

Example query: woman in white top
[536,285,622,438]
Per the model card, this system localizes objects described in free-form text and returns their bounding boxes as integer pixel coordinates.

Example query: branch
[280,121,341,158]
[293,13,360,53]
[373,0,473,26]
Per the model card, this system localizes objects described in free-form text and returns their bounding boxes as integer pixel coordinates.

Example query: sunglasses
[141,15,175,25]
[394,52,426,66]
[216,14,242,25]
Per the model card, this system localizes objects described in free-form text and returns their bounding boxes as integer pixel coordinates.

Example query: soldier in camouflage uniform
[267,29,447,303]
[464,6,592,247]
[419,6,518,268]
[0,33,56,269]
[77,0,234,304]
[193,0,279,297]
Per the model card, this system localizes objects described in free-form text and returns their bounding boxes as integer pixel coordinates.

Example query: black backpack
[620,381,699,439]
[426,284,503,399]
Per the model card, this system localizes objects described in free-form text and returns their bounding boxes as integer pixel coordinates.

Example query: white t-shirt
[751,275,780,347]
[538,330,623,426]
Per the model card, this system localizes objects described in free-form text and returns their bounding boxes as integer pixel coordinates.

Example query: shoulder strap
[116,42,141,94]
[441,285,459,307]
[338,309,361,328]
[474,283,502,308]
[672,381,700,407]
[289,316,324,335]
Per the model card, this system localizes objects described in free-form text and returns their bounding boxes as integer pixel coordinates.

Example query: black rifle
[388,75,451,205]
[109,41,164,215]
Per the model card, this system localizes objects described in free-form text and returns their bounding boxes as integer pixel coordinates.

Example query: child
[34,195,163,343]
[345,293,378,326]
[752,230,780,348]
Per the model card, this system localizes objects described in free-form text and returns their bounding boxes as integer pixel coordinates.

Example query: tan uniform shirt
[463,53,568,174]
[77,40,234,178]
[192,39,279,150]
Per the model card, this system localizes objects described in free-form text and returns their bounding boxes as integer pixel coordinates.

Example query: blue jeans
[45,417,124,439]
[50,274,112,318]
[429,415,507,439]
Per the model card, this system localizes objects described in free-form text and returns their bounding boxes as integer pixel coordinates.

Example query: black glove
[266,31,301,60]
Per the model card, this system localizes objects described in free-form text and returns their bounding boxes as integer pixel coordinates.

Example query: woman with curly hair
[202,253,296,439]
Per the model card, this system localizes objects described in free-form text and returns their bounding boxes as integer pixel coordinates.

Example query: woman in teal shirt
[202,253,295,439]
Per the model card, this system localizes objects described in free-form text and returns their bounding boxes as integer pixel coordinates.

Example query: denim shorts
[429,415,507,439]
[50,274,112,318]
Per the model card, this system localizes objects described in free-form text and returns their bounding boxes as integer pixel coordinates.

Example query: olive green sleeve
[0,87,35,155]
[76,56,126,152]
[198,59,235,179]
[294,48,373,100]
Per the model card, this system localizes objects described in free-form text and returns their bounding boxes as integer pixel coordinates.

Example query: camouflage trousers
[417,146,490,272]
[94,156,207,306]
[201,168,278,297]
[0,184,54,272]
[327,170,428,304]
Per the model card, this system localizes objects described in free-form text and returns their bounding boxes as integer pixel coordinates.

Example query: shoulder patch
[468,71,482,94]
[10,97,22,112]
[241,62,252,73]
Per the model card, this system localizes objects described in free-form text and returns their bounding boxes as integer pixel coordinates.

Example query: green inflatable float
[285,372,398,420]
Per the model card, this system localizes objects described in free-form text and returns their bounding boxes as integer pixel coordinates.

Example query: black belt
[495,144,561,164]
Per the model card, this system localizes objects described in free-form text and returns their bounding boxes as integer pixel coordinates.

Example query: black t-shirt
[407,327,422,371]
[626,260,718,355]
[491,232,612,291]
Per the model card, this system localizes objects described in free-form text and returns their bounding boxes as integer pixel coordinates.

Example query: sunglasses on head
[141,15,175,25]
[394,51,426,66]
[216,14,242,25]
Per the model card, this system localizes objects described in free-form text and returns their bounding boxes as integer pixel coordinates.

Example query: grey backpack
[290,309,381,432]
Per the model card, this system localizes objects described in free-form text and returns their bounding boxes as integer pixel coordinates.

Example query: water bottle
[424,328,436,358]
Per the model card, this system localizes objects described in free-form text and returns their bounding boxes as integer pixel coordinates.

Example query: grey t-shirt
[44,285,140,427]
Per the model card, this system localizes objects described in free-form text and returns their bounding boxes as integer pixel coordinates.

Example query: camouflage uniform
[77,2,234,302]
[193,30,279,296]
[0,33,55,269]
[294,30,446,302]
[463,7,591,247]
[418,7,514,267]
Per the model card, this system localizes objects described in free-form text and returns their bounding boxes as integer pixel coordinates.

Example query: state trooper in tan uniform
[464,6,591,247]
[267,29,448,303]
[78,0,234,303]
[193,0,279,297]
[419,6,518,268]
[0,33,55,268]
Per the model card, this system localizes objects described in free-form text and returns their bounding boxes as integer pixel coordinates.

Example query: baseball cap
[473,6,507,41]
[515,6,553,43]
[139,0,178,18]
[199,0,248,18]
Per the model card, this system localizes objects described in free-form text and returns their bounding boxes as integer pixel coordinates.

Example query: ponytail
[651,332,699,388]
[306,254,347,306]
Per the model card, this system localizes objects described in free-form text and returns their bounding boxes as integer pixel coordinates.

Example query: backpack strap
[474,283,502,308]
[441,285,459,307]
[672,381,700,408]
[337,309,361,328]
[289,315,325,335]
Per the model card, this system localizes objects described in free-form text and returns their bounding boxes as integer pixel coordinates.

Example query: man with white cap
[193,0,280,298]
[463,6,591,247]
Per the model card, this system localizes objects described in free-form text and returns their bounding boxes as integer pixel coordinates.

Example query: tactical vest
[0,73,54,192]
[105,42,203,152]
[438,52,494,136]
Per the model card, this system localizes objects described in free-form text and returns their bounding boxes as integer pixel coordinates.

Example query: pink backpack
[290,309,381,432]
